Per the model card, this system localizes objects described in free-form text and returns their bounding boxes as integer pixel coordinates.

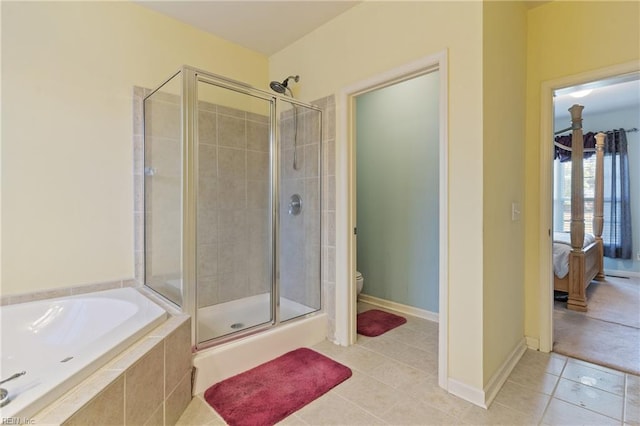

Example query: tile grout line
[537,356,567,425]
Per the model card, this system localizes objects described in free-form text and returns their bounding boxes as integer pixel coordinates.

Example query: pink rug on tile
[357,309,407,337]
[203,348,352,426]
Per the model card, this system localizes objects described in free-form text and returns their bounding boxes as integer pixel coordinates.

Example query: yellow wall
[271,1,486,389]
[1,2,268,295]
[482,1,527,383]
[524,1,640,341]
[0,3,3,290]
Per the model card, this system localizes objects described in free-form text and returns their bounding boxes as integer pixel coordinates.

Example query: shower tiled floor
[177,302,640,425]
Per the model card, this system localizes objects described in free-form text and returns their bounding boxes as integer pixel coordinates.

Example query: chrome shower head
[269,75,299,96]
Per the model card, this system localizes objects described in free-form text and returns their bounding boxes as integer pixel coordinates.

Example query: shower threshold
[197,293,317,342]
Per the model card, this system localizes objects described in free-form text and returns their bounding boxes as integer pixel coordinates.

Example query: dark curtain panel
[554,132,597,163]
[603,129,633,259]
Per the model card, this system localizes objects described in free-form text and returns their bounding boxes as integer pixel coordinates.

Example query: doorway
[335,51,449,389]
[550,75,640,374]
[539,63,640,374]
[354,71,440,315]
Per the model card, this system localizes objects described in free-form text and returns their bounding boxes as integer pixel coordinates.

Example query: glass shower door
[195,79,274,344]
[144,72,183,307]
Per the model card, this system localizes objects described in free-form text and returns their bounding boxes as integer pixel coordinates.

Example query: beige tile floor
[177,302,640,425]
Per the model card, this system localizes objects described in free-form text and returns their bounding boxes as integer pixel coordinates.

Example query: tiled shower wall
[279,103,322,311]
[313,95,336,341]
[196,103,272,308]
[133,88,337,340]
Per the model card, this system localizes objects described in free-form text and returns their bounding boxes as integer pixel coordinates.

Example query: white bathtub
[0,287,166,419]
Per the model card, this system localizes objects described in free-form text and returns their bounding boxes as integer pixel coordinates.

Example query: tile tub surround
[0,278,136,306]
[33,310,192,425]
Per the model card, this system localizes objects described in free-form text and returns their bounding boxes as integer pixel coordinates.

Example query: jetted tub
[0,287,166,419]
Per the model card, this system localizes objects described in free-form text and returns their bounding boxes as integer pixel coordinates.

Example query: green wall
[355,71,439,312]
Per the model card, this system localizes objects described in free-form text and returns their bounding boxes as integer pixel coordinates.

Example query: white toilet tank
[356,271,364,294]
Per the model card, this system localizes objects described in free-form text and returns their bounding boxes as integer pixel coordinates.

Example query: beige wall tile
[246,111,269,124]
[165,371,193,426]
[144,403,164,426]
[145,99,180,140]
[217,105,245,119]
[218,115,246,149]
[165,318,193,394]
[35,370,124,425]
[217,178,246,208]
[198,110,217,145]
[7,288,72,305]
[108,336,163,371]
[247,120,269,152]
[218,147,246,179]
[197,276,219,308]
[197,243,218,279]
[125,341,165,425]
[198,143,217,178]
[63,375,125,426]
[247,150,269,180]
[247,180,269,209]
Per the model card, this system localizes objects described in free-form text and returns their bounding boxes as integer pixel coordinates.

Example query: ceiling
[136,1,637,119]
[137,1,550,57]
[554,77,640,123]
[136,1,360,56]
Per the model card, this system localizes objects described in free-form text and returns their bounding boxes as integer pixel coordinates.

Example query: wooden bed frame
[554,105,605,312]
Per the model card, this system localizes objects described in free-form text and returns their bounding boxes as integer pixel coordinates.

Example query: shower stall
[143,66,322,349]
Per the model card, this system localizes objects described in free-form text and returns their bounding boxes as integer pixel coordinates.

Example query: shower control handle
[288,194,302,216]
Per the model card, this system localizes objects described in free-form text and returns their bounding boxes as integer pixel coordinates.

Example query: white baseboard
[448,338,526,409]
[483,338,527,407]
[358,293,439,323]
[525,336,539,350]
[448,378,486,408]
[605,269,640,279]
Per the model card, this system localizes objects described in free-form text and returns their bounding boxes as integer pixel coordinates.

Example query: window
[553,155,621,244]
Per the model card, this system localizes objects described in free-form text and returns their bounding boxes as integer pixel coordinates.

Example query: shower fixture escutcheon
[288,194,302,216]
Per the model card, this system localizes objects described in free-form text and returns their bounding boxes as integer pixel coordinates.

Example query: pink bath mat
[204,347,351,426]
[357,309,407,336]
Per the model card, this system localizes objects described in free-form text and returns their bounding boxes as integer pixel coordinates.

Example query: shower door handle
[288,194,302,216]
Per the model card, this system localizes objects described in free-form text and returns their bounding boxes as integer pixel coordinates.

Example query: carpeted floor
[553,276,640,375]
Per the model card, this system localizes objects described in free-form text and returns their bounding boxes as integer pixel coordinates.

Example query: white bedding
[553,232,596,279]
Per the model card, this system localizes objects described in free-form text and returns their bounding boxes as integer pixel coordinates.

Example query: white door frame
[538,60,639,352]
[334,50,449,389]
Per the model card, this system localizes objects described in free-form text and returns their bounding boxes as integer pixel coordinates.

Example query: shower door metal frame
[146,66,323,349]
[184,67,279,349]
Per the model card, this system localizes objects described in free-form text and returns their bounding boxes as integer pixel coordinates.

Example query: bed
[553,104,605,312]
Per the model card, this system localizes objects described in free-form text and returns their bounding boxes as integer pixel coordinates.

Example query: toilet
[356,271,364,295]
